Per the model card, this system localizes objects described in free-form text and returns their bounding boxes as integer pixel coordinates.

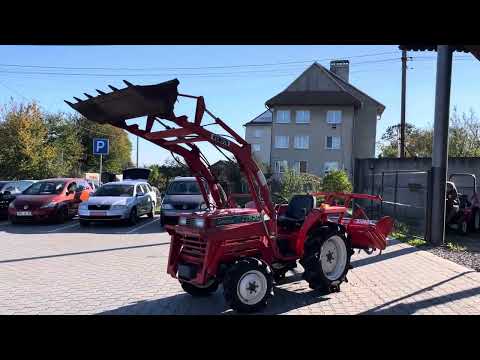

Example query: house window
[275,160,288,173]
[324,161,339,175]
[274,135,289,149]
[276,110,290,123]
[296,110,310,124]
[326,136,341,150]
[254,129,263,138]
[294,135,309,149]
[294,161,308,174]
[326,110,342,124]
[252,144,261,152]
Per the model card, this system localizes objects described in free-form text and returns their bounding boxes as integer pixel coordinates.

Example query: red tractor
[446,173,480,235]
[67,79,394,313]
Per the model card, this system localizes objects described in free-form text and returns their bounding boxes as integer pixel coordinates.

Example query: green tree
[148,164,168,190]
[322,170,352,193]
[74,116,133,174]
[44,113,85,177]
[0,102,58,179]
[378,107,480,158]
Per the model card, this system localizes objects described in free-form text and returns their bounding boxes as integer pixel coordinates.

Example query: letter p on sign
[93,138,109,155]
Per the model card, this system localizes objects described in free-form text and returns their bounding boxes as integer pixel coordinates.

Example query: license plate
[90,211,107,216]
[16,211,32,216]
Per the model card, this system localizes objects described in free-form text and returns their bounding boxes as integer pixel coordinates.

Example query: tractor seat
[278,195,316,228]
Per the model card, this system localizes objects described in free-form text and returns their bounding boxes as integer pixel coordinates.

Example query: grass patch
[446,242,467,252]
[392,222,427,247]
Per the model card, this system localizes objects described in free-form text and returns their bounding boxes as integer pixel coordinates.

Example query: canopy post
[429,45,453,246]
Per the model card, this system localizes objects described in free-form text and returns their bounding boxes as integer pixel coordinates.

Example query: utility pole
[400,49,407,158]
[136,135,139,168]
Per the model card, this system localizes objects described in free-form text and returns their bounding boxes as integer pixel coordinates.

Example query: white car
[78,180,156,226]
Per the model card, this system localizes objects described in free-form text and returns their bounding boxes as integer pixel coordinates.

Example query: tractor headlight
[162,203,174,210]
[178,216,187,226]
[194,218,205,228]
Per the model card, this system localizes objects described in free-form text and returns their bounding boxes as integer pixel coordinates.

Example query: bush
[322,170,352,193]
[277,169,323,201]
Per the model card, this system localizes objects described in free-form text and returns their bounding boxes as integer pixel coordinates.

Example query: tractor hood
[123,168,151,181]
[65,79,180,124]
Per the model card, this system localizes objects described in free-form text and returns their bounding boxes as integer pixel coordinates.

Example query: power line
[0,50,399,72]
[0,58,402,78]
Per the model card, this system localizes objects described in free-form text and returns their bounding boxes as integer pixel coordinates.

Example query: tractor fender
[295,210,348,257]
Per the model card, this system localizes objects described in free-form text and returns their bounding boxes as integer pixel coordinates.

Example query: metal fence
[358,170,432,239]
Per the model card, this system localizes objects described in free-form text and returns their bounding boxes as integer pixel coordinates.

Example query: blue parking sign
[93,138,109,155]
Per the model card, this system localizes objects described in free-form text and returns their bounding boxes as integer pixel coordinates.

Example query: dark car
[8,178,93,224]
[0,180,37,218]
[159,177,212,226]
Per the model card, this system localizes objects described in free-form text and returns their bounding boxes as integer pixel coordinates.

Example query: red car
[8,178,92,224]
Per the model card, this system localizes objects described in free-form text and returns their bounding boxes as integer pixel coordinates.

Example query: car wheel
[56,207,67,224]
[148,202,155,218]
[128,207,138,226]
[79,220,90,227]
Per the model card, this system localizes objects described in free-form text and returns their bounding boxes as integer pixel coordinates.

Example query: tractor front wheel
[300,226,352,293]
[223,258,274,313]
[181,281,219,297]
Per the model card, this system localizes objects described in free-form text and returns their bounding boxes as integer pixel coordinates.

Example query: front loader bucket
[65,79,179,124]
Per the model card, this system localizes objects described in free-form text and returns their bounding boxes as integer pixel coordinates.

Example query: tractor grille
[179,235,207,263]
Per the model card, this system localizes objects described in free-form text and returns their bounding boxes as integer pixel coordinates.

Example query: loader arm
[65,79,276,230]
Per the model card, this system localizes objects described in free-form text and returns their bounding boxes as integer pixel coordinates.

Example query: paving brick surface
[0,217,479,315]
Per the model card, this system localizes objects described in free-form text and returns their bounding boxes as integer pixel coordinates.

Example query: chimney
[330,60,350,82]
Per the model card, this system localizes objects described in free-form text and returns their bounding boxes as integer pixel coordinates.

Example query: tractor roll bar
[448,173,477,192]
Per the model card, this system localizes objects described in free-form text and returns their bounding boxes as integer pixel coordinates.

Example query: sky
[0,45,479,167]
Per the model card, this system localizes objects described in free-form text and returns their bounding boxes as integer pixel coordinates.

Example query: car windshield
[94,184,134,197]
[1,181,35,194]
[0,181,9,192]
[167,181,201,195]
[23,181,65,195]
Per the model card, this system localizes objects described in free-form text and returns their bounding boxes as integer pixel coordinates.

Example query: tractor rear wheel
[471,210,480,232]
[300,225,353,293]
[458,219,468,235]
[223,258,274,313]
[181,281,219,297]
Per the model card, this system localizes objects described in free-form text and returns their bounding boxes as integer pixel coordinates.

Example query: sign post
[93,138,109,183]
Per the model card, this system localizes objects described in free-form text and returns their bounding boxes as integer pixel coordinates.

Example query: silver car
[78,180,155,226]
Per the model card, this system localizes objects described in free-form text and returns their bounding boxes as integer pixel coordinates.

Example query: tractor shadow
[98,272,330,315]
